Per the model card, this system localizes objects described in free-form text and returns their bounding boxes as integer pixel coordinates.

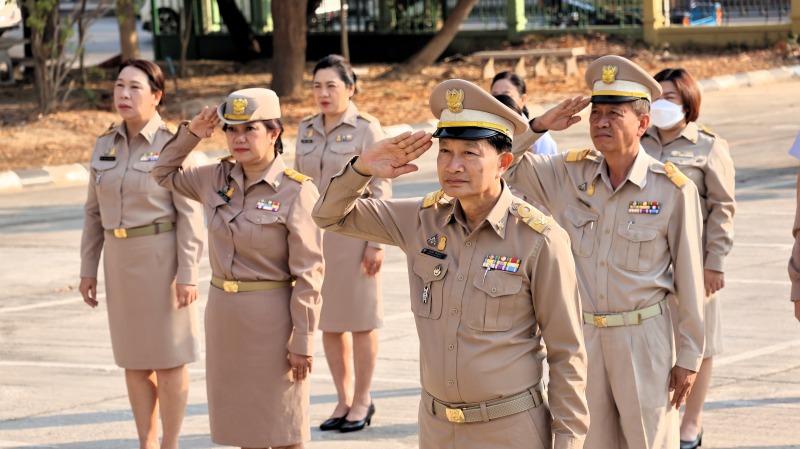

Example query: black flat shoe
[339,403,375,433]
[319,415,348,431]
[680,428,703,449]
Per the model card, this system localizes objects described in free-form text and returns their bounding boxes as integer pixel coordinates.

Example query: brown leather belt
[423,385,545,424]
[583,299,667,328]
[106,222,174,239]
[211,276,295,293]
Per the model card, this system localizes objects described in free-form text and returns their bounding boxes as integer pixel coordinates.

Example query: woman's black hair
[313,54,358,96]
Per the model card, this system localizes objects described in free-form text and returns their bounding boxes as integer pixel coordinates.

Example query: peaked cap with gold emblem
[217,88,281,125]
[584,55,662,104]
[429,79,528,142]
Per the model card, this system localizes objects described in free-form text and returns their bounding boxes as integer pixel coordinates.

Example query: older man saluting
[313,79,590,449]
[505,55,705,449]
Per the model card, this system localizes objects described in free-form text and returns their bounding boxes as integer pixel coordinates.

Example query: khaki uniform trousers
[583,312,679,449]
[418,397,552,449]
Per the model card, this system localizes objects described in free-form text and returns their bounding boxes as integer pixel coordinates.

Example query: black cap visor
[591,94,648,104]
[432,126,502,140]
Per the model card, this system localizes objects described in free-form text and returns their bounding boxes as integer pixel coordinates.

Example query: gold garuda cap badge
[446,89,464,113]
[602,65,618,84]
[232,98,248,116]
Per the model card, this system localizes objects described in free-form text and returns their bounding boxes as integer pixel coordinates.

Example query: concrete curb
[2,65,798,193]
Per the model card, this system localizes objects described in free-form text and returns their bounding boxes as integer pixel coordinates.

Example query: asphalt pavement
[1,80,800,449]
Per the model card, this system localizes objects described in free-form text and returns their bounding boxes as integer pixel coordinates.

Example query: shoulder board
[511,201,550,234]
[284,168,312,183]
[219,155,236,163]
[662,162,689,188]
[699,125,717,138]
[163,123,178,135]
[422,189,445,209]
[565,148,592,162]
[301,113,318,122]
[358,111,378,123]
[98,122,116,137]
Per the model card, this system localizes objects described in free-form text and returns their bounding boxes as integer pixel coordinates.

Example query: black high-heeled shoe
[319,412,349,431]
[339,403,375,433]
[679,428,703,449]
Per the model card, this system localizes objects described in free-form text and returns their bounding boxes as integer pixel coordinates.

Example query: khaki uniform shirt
[80,113,204,284]
[152,126,324,356]
[313,162,590,449]
[642,122,736,272]
[504,145,705,371]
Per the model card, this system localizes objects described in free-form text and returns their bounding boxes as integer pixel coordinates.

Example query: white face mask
[650,99,685,129]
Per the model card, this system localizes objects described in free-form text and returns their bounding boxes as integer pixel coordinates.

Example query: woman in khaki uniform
[152,88,324,449]
[641,68,736,449]
[79,59,205,449]
[295,54,390,432]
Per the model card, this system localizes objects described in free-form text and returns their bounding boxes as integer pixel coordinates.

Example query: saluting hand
[188,106,221,139]
[80,277,98,308]
[175,284,198,308]
[531,96,591,133]
[669,365,697,409]
[289,352,313,382]
[353,130,433,179]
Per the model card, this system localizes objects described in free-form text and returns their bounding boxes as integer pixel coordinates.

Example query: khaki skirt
[319,231,383,332]
[103,230,200,370]
[205,285,310,447]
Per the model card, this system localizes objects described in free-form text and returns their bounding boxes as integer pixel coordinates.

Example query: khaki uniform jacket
[504,143,706,371]
[152,126,324,356]
[642,122,736,272]
[313,162,590,449]
[80,113,204,284]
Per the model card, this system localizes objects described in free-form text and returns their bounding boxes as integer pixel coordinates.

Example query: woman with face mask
[641,68,736,449]
[294,54,390,433]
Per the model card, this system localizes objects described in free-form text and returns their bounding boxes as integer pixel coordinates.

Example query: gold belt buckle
[593,315,608,328]
[445,407,466,423]
[113,228,127,238]
[222,281,239,293]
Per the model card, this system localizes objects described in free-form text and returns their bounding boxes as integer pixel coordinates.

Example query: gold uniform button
[451,308,458,315]
[448,344,454,350]
[447,380,454,386]
[457,275,464,281]
[491,287,497,293]
[465,241,473,247]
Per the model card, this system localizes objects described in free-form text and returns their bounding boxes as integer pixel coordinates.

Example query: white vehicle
[0,0,22,37]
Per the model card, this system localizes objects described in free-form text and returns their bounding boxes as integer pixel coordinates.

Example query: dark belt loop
[528,386,542,407]
[427,393,436,417]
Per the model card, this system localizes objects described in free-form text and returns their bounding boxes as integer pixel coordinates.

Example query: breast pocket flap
[131,161,156,173]
[412,253,450,282]
[565,204,598,227]
[244,210,281,225]
[473,271,523,297]
[617,224,657,242]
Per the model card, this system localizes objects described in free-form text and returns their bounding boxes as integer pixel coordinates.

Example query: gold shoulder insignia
[219,155,236,163]
[422,189,445,209]
[699,125,717,138]
[301,113,318,122]
[663,162,689,188]
[512,201,550,234]
[165,123,178,135]
[358,111,378,123]
[99,122,116,137]
[284,168,312,183]
[565,148,592,162]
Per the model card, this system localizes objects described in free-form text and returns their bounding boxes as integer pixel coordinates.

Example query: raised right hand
[80,277,98,308]
[353,130,433,179]
[187,106,221,139]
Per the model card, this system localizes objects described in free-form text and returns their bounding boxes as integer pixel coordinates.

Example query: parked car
[549,0,642,28]
[140,0,180,34]
[0,0,21,37]
[670,1,722,26]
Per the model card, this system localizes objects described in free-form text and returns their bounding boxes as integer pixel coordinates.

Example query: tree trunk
[340,0,349,60]
[271,0,307,98]
[384,0,479,77]
[179,0,194,78]
[116,0,140,61]
[217,0,261,61]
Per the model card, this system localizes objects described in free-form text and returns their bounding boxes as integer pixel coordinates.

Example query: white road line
[726,279,791,286]
[0,360,421,385]
[735,242,793,248]
[736,178,796,192]
[716,338,800,367]
[0,275,212,315]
